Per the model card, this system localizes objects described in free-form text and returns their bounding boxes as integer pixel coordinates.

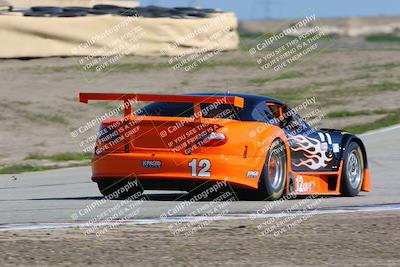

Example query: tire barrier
[0,5,239,58]
[11,5,221,18]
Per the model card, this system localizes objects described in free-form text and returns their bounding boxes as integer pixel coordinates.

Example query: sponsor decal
[142,160,162,169]
[246,170,259,178]
[332,143,340,153]
[295,175,315,193]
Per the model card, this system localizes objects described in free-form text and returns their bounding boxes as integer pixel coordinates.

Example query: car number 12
[188,159,211,177]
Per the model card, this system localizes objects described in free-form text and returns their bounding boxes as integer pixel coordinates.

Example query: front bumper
[91,152,265,189]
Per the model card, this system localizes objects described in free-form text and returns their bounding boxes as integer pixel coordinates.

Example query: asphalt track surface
[0,125,399,226]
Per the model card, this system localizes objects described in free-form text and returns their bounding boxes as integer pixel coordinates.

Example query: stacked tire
[22,5,220,18]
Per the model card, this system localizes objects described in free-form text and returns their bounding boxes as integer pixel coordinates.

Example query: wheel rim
[268,150,284,191]
[347,150,362,189]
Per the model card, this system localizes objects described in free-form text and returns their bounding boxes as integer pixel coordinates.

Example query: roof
[184,92,285,107]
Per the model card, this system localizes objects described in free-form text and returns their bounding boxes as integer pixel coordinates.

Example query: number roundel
[188,159,211,177]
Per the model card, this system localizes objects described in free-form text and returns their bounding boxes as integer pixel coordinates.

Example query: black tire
[24,11,52,17]
[92,4,123,10]
[88,9,110,15]
[202,8,220,13]
[118,9,138,16]
[92,4,128,15]
[174,7,200,11]
[61,7,89,17]
[57,11,87,17]
[145,5,172,12]
[63,7,91,12]
[97,179,143,200]
[257,139,287,200]
[31,6,63,12]
[341,141,364,197]
[135,10,153,17]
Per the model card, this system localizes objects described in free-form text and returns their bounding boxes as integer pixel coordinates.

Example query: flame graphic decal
[289,135,333,170]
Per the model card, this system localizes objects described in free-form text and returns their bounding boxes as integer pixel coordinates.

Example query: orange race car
[79,92,370,200]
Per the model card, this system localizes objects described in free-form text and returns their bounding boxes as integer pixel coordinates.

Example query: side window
[266,102,284,126]
[267,103,281,119]
[265,102,308,133]
[282,107,309,133]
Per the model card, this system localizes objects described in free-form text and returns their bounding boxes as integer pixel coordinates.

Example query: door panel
[287,131,342,172]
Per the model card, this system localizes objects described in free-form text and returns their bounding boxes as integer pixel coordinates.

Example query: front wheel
[341,141,364,197]
[257,140,287,200]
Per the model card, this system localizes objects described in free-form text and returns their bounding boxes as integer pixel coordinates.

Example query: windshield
[137,102,244,120]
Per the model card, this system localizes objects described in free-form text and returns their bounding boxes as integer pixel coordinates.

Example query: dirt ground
[0,35,399,166]
[0,211,399,266]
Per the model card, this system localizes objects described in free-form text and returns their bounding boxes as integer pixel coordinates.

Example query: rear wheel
[341,142,364,196]
[97,179,143,200]
[257,140,287,200]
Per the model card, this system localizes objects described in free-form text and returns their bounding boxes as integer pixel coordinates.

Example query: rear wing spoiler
[79,93,244,120]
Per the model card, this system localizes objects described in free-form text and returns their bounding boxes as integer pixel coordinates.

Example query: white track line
[1,204,400,231]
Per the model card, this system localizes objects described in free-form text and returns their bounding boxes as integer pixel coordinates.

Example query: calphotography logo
[246,14,329,72]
